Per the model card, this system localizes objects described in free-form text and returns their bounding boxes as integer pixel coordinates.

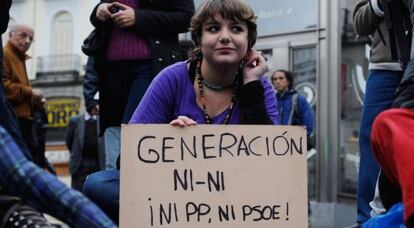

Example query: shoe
[4,204,54,228]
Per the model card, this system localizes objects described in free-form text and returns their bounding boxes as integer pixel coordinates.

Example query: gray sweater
[353,0,403,71]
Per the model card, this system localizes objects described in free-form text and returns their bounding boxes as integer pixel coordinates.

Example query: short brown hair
[190,0,257,50]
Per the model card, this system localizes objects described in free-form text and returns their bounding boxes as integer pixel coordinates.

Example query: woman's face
[200,13,249,66]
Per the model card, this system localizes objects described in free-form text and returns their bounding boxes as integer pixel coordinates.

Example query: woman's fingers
[110,5,135,27]
[245,50,266,67]
[111,1,129,10]
[242,49,269,84]
[169,116,197,127]
[97,3,112,21]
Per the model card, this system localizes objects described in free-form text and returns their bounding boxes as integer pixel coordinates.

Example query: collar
[5,41,31,61]
[276,89,296,98]
[84,112,97,121]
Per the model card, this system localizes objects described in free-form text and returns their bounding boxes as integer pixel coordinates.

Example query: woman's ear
[243,49,253,62]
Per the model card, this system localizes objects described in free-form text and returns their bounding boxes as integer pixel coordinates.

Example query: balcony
[34,54,82,85]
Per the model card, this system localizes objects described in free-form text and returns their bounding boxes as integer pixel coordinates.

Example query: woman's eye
[232,25,244,33]
[206,26,219,32]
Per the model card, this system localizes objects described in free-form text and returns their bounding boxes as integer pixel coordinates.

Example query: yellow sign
[45,97,80,128]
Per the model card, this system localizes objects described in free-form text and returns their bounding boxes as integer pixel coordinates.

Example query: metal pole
[316,0,341,202]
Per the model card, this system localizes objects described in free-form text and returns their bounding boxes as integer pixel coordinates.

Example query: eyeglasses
[12,31,34,42]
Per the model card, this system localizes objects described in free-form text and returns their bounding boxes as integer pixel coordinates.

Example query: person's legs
[102,60,152,127]
[17,118,38,164]
[122,61,152,123]
[104,61,133,128]
[371,108,414,224]
[103,127,120,170]
[83,170,120,224]
[357,70,403,223]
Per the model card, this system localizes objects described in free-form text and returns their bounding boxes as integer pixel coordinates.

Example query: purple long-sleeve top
[129,61,279,124]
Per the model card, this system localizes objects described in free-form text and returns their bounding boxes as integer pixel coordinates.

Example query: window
[51,11,73,55]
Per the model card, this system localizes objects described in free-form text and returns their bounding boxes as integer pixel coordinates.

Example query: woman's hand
[96,3,112,22]
[111,2,136,28]
[170,116,197,127]
[242,50,269,85]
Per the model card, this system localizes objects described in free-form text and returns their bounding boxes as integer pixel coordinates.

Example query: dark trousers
[0,39,32,160]
[71,157,100,192]
[17,118,39,164]
[100,60,152,133]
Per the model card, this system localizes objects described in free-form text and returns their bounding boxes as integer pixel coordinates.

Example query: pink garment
[106,0,151,61]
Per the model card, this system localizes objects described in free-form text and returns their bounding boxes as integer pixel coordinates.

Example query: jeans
[103,127,120,170]
[357,70,402,223]
[83,170,120,224]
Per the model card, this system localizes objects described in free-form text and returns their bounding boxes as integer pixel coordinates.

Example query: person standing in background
[2,24,46,167]
[65,109,105,191]
[271,70,314,142]
[353,0,405,224]
[91,0,195,136]
[0,2,31,158]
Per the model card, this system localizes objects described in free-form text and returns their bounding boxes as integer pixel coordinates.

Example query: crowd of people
[3,0,414,227]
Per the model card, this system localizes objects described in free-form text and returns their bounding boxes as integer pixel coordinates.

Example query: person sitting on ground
[82,0,279,223]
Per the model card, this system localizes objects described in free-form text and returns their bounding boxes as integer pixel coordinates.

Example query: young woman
[129,0,278,126]
[83,0,278,223]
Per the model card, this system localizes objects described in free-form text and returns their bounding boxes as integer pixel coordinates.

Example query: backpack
[287,93,299,125]
[288,93,314,150]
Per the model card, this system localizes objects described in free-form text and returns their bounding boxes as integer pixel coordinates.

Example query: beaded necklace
[195,59,238,124]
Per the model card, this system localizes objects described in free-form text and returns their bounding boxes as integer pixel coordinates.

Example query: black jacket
[0,0,11,34]
[83,57,99,113]
[91,0,194,75]
[91,0,194,134]
[393,59,414,109]
[392,0,414,109]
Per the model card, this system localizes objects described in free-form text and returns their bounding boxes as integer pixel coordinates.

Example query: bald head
[8,25,34,53]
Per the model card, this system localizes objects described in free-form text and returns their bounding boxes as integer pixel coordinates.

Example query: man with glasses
[2,24,45,167]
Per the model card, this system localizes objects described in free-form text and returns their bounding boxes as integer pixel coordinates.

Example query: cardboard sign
[120,124,308,227]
